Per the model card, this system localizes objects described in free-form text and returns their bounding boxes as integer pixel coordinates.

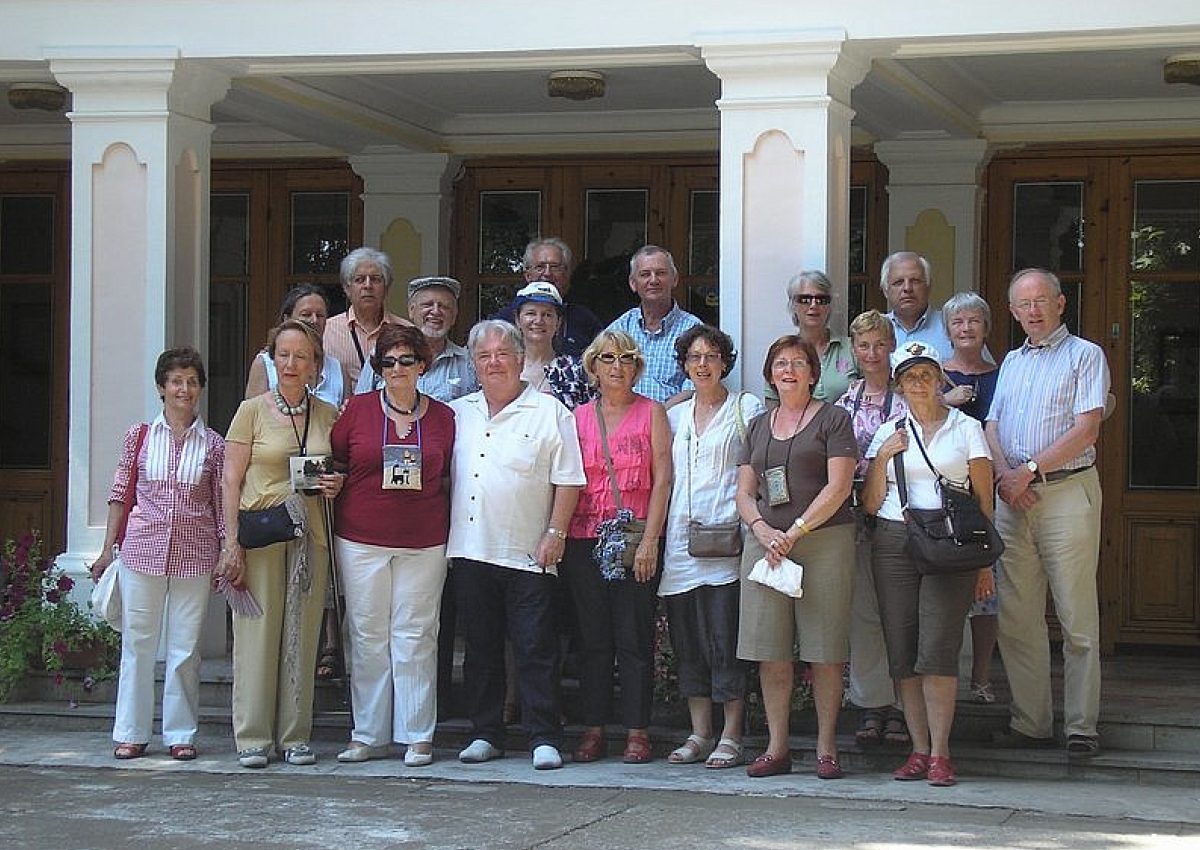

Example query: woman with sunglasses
[329,323,456,767]
[562,330,673,765]
[783,270,858,402]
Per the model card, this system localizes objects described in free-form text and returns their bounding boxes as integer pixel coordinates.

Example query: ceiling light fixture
[7,82,68,112]
[1163,54,1200,87]
[547,70,606,101]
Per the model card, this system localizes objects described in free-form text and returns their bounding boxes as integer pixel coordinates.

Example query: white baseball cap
[890,340,943,379]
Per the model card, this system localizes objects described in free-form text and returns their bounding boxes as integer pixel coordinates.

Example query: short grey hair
[942,291,992,334]
[467,319,525,358]
[340,247,394,288]
[879,251,931,295]
[628,244,678,277]
[1008,267,1062,302]
[785,270,833,327]
[523,238,573,272]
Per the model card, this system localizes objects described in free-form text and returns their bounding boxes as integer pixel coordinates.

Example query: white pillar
[875,139,992,304]
[50,49,229,652]
[702,32,869,397]
[349,149,454,315]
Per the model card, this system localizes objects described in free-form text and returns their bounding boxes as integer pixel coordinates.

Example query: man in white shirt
[448,319,584,770]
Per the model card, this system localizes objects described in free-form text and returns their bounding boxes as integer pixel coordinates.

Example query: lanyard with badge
[763,401,810,506]
[381,389,422,490]
[286,392,329,495]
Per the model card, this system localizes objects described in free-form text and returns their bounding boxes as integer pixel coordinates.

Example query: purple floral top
[834,378,908,480]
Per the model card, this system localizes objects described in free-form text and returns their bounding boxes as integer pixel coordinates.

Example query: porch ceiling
[2,37,1200,157]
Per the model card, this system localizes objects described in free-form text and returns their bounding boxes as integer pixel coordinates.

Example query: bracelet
[545,527,567,540]
[793,517,810,536]
[749,517,767,529]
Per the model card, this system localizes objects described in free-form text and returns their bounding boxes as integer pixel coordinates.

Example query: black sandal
[855,708,886,746]
[883,709,911,747]
[316,649,339,680]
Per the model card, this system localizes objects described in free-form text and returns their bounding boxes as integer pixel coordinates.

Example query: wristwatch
[1025,459,1039,476]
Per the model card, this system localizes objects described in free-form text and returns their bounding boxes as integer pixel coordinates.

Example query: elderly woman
[940,292,1001,703]
[330,324,455,767]
[514,281,596,410]
[660,325,764,769]
[862,341,994,787]
[736,335,857,779]
[835,311,910,749]
[220,319,344,769]
[92,348,225,761]
[783,270,857,402]
[563,330,673,765]
[245,283,348,408]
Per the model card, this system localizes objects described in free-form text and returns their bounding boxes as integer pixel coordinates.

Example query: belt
[1038,465,1093,484]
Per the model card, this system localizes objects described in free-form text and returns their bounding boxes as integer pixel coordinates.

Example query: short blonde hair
[848,309,895,343]
[582,329,646,385]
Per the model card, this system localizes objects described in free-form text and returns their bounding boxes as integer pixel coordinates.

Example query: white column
[875,139,992,304]
[702,32,869,397]
[49,50,228,637]
[349,149,454,314]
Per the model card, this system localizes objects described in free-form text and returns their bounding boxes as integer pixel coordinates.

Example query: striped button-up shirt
[109,415,226,578]
[606,302,702,402]
[986,323,1110,470]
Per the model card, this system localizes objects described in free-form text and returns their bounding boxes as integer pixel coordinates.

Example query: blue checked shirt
[607,303,702,402]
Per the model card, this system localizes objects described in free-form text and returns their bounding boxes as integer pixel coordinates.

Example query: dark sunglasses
[793,294,832,306]
[379,354,421,369]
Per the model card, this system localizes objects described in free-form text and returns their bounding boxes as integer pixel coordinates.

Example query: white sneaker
[404,746,434,767]
[281,743,317,765]
[237,747,269,769]
[459,739,503,764]
[532,744,563,770]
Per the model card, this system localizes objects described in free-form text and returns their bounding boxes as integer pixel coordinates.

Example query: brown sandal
[573,729,605,763]
[169,744,197,761]
[113,742,147,760]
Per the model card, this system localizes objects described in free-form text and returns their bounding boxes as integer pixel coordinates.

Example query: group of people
[90,239,1109,787]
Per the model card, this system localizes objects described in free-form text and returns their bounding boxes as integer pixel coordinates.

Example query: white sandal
[705,737,745,769]
[667,734,715,764]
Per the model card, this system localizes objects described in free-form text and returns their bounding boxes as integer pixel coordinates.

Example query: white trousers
[847,518,897,709]
[112,566,211,746]
[335,537,447,746]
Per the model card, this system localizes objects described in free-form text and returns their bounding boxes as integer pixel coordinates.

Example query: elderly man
[879,252,954,360]
[355,275,479,400]
[985,268,1109,757]
[448,319,585,770]
[606,245,702,406]
[494,237,604,358]
[324,247,411,387]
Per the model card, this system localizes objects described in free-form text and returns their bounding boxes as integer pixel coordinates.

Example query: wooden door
[985,149,1200,651]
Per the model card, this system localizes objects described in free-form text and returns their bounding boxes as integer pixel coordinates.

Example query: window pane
[849,185,867,276]
[0,195,55,275]
[1012,183,1084,271]
[290,192,349,275]
[0,283,52,467]
[480,191,540,275]
[575,189,647,324]
[206,281,248,437]
[1129,279,1199,489]
[689,190,718,277]
[211,194,249,277]
[1132,181,1200,273]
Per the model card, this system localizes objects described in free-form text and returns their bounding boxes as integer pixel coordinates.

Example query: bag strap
[116,423,149,547]
[595,403,627,514]
[687,392,744,523]
[892,443,910,512]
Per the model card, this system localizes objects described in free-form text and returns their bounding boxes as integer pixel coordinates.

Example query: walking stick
[322,496,351,709]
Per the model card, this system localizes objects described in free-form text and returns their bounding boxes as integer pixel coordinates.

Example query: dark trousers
[559,538,660,729]
[435,569,457,717]
[454,558,561,750]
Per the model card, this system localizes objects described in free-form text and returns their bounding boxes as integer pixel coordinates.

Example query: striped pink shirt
[108,416,226,578]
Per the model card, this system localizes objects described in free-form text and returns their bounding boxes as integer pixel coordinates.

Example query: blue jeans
[454,559,562,751]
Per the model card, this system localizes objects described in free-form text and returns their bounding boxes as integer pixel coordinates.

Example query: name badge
[383,445,422,490]
[290,454,330,495]
[765,465,790,507]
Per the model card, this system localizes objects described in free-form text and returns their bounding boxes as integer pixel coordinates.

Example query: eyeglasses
[792,294,832,306]
[379,354,421,369]
[685,352,723,364]
[351,274,386,286]
[771,358,811,372]
[529,262,567,274]
[596,352,639,365]
[1012,296,1053,311]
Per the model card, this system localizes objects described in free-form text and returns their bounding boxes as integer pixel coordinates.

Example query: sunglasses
[379,354,421,369]
[596,352,639,365]
[793,294,832,306]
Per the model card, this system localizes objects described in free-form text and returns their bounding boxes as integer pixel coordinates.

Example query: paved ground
[1,729,1198,849]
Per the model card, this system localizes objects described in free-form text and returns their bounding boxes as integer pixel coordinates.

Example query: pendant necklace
[382,388,421,416]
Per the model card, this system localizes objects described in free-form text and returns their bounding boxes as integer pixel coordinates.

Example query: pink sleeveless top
[569,395,655,539]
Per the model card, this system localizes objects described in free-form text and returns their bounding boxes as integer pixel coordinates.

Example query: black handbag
[893,419,1005,576]
[237,498,304,549]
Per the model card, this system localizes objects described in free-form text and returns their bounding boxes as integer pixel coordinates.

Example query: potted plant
[0,531,119,702]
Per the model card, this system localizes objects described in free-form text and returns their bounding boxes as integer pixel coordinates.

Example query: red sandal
[623,731,652,764]
[113,742,147,760]
[573,729,605,763]
[170,744,198,761]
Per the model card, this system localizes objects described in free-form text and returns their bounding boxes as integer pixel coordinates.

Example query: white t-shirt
[866,407,991,523]
[447,384,585,574]
[660,392,765,596]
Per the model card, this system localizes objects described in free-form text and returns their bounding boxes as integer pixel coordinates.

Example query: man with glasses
[985,267,1109,758]
[494,238,604,358]
[325,247,412,387]
[607,245,702,406]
